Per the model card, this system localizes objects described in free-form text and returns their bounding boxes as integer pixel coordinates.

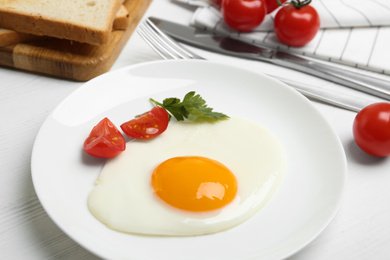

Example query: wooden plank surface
[0,0,153,81]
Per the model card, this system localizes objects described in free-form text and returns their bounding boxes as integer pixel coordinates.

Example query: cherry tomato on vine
[121,106,169,140]
[221,0,267,32]
[274,1,320,47]
[353,102,390,157]
[265,0,286,13]
[83,117,126,158]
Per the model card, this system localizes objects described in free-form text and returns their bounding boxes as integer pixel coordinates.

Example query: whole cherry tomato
[121,106,169,140]
[221,0,267,32]
[353,102,390,157]
[83,117,126,158]
[265,0,286,13]
[274,2,320,47]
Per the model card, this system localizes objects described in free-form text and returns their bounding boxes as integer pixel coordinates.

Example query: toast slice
[0,28,40,47]
[0,0,123,45]
[0,5,130,47]
[113,4,131,30]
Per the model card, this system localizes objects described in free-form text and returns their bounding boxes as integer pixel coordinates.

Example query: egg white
[88,116,285,236]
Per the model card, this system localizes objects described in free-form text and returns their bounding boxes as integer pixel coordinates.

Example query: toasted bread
[0,28,40,47]
[0,4,130,47]
[113,5,130,30]
[0,0,123,45]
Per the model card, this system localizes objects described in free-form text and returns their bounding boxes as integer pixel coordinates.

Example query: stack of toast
[0,0,152,81]
[0,0,130,47]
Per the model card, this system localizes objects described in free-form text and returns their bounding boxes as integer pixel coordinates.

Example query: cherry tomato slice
[353,102,390,157]
[274,4,320,47]
[83,117,126,158]
[120,106,169,140]
[221,0,267,32]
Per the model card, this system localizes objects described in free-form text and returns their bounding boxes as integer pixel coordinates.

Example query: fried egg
[88,116,285,236]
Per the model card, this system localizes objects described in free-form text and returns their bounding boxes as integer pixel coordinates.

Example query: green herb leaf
[150,91,229,122]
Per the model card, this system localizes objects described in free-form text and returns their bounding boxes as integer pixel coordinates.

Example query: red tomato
[121,106,169,140]
[265,0,286,13]
[83,117,126,158]
[274,4,320,47]
[353,102,390,157]
[221,0,267,32]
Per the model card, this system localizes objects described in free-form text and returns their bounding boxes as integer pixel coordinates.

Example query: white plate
[31,60,347,260]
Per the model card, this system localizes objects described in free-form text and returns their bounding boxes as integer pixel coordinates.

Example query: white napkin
[174,0,390,75]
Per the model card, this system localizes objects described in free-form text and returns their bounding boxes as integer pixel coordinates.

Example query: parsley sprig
[150,91,229,122]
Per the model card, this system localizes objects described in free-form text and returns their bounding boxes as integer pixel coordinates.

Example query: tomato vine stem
[276,0,312,9]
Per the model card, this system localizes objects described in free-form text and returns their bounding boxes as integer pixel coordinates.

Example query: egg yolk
[151,156,237,212]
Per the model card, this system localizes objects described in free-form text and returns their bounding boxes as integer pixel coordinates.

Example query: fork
[137,18,374,112]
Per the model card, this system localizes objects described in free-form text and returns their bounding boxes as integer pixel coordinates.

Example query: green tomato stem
[289,0,312,9]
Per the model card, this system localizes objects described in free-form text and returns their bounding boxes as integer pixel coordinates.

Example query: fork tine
[137,24,171,60]
[141,20,189,60]
[144,18,196,60]
[138,22,179,60]
[139,18,205,60]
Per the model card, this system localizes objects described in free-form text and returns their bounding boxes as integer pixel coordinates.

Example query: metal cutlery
[148,17,390,101]
[138,18,378,112]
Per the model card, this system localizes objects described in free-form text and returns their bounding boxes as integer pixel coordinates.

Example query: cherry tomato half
[83,117,126,158]
[265,0,286,13]
[121,106,169,140]
[222,0,267,32]
[353,102,390,157]
[274,4,320,47]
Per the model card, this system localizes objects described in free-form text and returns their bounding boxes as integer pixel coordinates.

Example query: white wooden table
[1,0,390,259]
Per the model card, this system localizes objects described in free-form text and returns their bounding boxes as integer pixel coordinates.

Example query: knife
[149,17,390,101]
